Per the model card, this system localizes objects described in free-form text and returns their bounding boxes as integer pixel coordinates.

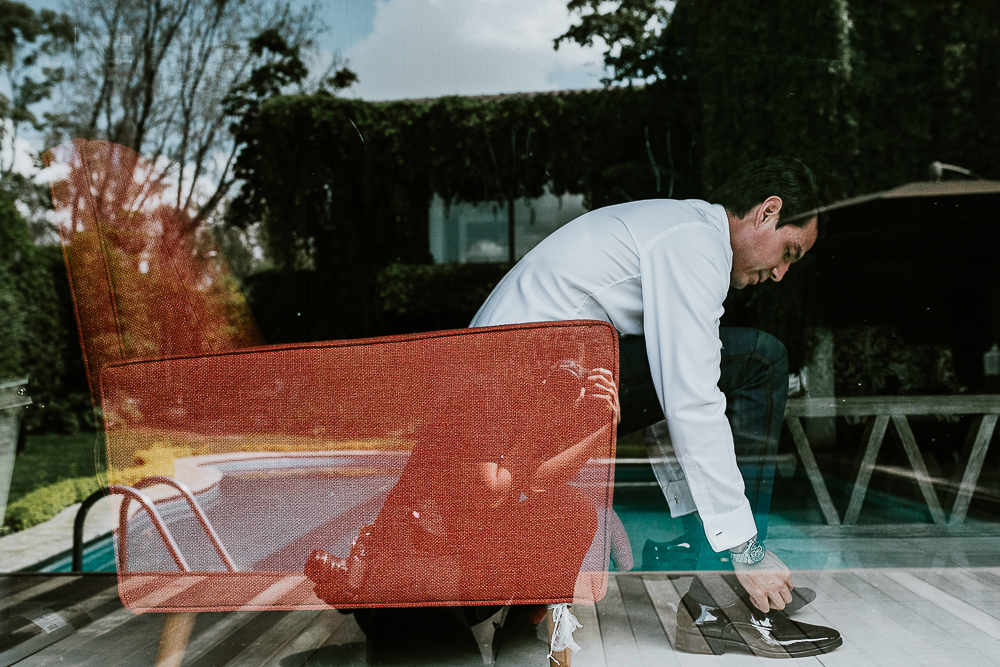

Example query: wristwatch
[729,535,766,565]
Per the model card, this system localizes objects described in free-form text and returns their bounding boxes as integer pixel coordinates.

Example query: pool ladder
[73,476,237,573]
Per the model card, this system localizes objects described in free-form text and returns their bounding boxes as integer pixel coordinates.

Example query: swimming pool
[32,459,961,573]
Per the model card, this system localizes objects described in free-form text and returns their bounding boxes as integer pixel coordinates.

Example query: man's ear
[755,196,783,228]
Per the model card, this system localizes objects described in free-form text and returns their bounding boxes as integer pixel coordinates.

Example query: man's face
[730,206,818,289]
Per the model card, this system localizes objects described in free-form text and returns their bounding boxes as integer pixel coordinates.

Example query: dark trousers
[617,327,789,549]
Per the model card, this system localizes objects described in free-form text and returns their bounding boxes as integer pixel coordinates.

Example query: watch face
[733,537,765,564]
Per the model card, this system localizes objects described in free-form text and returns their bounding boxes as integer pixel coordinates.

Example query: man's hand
[732,549,794,612]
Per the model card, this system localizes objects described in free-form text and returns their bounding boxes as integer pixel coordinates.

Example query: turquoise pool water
[34,534,116,573]
[32,461,987,573]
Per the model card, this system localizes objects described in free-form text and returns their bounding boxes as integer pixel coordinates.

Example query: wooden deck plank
[185,612,290,667]
[0,574,75,601]
[56,579,122,616]
[864,570,1000,666]
[909,568,1000,609]
[644,577,697,654]
[883,571,1000,639]
[277,620,365,667]
[786,395,1000,417]
[295,642,365,667]
[768,523,1000,538]
[838,570,1000,664]
[12,568,1000,665]
[594,574,644,665]
[22,599,150,666]
[54,611,165,667]
[223,610,322,665]
[76,612,224,667]
[772,573,869,667]
[772,571,861,667]
[0,576,119,630]
[572,601,608,667]
[165,610,262,666]
[258,610,349,667]
[958,568,1000,600]
[0,575,81,612]
[636,575,691,666]
[792,570,958,667]
[492,609,547,667]
[832,569,970,665]
[616,574,676,666]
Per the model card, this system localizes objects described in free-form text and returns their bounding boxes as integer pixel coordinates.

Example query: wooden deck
[6,564,1000,666]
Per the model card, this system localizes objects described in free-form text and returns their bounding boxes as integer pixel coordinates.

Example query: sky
[331,0,607,100]
[20,0,609,101]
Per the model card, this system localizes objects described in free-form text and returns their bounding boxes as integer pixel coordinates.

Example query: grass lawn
[6,432,106,505]
[2,432,107,533]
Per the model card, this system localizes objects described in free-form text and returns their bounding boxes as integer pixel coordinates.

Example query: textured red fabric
[103,323,619,611]
[47,139,619,613]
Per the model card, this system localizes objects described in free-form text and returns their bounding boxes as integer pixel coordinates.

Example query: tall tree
[0,0,73,179]
[558,0,855,201]
[559,0,1000,196]
[51,0,342,226]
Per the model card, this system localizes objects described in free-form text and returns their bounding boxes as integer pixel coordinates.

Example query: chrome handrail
[131,475,237,572]
[73,487,109,571]
[111,484,190,572]
[74,475,236,573]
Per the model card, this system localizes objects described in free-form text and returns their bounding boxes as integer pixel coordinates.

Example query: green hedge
[2,476,102,534]
[378,262,511,334]
[0,190,91,433]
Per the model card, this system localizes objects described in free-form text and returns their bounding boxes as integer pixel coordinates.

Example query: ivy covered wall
[227,85,700,340]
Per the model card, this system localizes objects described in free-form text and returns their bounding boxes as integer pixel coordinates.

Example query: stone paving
[0,496,115,572]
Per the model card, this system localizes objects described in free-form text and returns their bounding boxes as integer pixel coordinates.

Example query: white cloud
[342,0,607,101]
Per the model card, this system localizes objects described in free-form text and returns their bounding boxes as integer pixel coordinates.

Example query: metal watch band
[730,535,766,565]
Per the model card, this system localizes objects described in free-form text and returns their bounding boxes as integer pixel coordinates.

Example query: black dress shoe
[675,593,842,658]
[779,586,816,615]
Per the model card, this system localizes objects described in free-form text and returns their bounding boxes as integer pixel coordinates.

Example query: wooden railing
[784,396,1000,526]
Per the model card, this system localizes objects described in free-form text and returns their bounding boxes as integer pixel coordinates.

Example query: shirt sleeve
[640,222,757,552]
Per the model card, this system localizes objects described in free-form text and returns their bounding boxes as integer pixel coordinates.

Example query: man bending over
[471,156,842,658]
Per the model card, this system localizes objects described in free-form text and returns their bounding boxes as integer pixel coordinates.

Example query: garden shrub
[2,476,101,533]
[0,191,89,433]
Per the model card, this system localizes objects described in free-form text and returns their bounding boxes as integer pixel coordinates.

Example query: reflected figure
[305,360,620,622]
[93,322,618,612]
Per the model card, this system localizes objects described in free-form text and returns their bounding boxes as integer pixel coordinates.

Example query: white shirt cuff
[700,500,758,552]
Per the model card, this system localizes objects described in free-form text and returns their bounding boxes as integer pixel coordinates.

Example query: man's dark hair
[709,156,823,230]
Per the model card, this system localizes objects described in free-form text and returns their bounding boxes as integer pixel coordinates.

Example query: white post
[0,376,31,520]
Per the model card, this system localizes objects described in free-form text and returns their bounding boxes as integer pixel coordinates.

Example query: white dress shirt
[470,198,756,552]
